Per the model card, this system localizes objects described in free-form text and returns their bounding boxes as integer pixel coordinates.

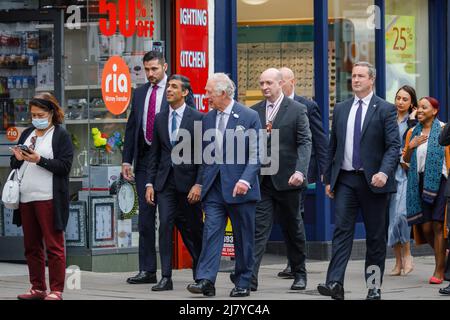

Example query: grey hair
[353,61,376,78]
[209,73,235,98]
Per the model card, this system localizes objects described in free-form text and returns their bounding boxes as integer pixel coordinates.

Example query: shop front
[234,0,448,258]
[0,0,220,271]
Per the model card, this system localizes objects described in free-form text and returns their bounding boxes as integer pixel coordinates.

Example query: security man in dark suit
[276,67,329,279]
[248,68,312,292]
[146,75,204,291]
[122,51,193,284]
[318,62,400,300]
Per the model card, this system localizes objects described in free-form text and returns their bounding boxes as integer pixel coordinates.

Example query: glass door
[0,10,58,260]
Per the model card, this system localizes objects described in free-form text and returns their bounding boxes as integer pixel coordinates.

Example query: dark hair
[168,74,192,93]
[29,92,64,125]
[395,85,418,113]
[419,96,440,111]
[143,50,166,65]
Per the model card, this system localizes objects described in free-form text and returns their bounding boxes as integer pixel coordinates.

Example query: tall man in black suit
[276,67,329,279]
[318,62,400,300]
[145,75,204,291]
[249,68,312,291]
[122,51,171,284]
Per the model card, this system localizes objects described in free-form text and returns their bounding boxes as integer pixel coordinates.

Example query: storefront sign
[101,56,131,115]
[99,0,154,38]
[175,0,209,112]
[6,127,19,142]
[385,15,416,102]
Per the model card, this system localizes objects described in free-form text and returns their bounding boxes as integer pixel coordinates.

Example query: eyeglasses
[29,135,37,151]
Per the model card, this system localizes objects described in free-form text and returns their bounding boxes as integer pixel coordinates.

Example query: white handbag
[2,169,21,209]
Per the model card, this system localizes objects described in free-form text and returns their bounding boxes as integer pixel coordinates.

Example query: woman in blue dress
[388,85,418,276]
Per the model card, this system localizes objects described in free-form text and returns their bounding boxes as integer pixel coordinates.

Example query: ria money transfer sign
[175,0,209,113]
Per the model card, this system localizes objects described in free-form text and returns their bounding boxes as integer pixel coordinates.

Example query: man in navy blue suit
[187,73,261,297]
[317,62,400,300]
[122,51,187,285]
[146,75,204,291]
[276,67,329,279]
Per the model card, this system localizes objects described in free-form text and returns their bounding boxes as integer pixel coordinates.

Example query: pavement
[1,254,450,300]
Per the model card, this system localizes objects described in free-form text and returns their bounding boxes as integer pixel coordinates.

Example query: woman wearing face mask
[388,85,418,276]
[10,92,73,300]
[403,96,449,284]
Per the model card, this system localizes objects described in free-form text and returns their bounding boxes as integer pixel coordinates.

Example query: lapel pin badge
[233,113,239,119]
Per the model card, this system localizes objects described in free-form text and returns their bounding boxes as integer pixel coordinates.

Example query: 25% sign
[99,0,154,38]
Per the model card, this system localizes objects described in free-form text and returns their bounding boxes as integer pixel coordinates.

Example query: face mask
[32,118,49,130]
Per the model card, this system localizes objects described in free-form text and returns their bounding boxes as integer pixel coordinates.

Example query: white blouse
[415,122,447,178]
[20,127,55,203]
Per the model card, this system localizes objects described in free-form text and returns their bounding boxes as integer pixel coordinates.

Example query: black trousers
[253,177,306,279]
[326,170,388,286]
[157,170,203,278]
[135,167,157,272]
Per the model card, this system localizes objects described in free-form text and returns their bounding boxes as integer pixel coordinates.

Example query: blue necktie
[171,111,177,146]
[352,100,363,170]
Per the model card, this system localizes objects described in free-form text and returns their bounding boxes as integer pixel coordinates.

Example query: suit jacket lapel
[340,99,353,141]
[361,95,378,138]
[136,82,151,126]
[160,109,171,148]
[272,97,288,129]
[255,102,266,127]
[226,103,239,131]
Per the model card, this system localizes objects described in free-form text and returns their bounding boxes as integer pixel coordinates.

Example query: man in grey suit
[246,68,312,291]
[317,62,400,300]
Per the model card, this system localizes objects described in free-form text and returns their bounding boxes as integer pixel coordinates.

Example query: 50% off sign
[99,0,154,38]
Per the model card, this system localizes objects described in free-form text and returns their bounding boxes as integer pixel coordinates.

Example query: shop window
[385,0,429,103]
[237,0,317,106]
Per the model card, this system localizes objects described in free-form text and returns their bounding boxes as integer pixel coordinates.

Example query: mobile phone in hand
[17,144,31,153]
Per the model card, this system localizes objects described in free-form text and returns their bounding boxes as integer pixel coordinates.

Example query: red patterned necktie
[146,85,158,143]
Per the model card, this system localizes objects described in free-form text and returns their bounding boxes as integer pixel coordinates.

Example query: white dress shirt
[341,91,373,171]
[215,100,234,130]
[168,103,186,143]
[143,74,167,145]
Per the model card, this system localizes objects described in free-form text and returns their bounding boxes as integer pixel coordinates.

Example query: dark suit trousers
[253,177,306,279]
[135,152,157,272]
[157,170,203,278]
[326,170,388,286]
[196,176,256,289]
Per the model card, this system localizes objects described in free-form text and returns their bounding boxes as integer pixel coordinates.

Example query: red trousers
[20,200,66,292]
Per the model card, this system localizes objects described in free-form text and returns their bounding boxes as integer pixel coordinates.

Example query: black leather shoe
[317,281,344,300]
[151,277,173,291]
[187,279,215,297]
[366,288,381,300]
[278,266,295,279]
[230,273,258,291]
[126,271,157,284]
[230,287,250,297]
[290,274,307,290]
[439,284,450,295]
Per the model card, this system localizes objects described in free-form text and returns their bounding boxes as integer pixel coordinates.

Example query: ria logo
[101,56,131,115]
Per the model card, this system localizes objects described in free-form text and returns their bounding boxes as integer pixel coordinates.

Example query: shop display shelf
[65,118,128,125]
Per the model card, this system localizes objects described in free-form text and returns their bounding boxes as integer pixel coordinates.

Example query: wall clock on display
[89,196,116,248]
[117,178,138,220]
[65,201,87,247]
